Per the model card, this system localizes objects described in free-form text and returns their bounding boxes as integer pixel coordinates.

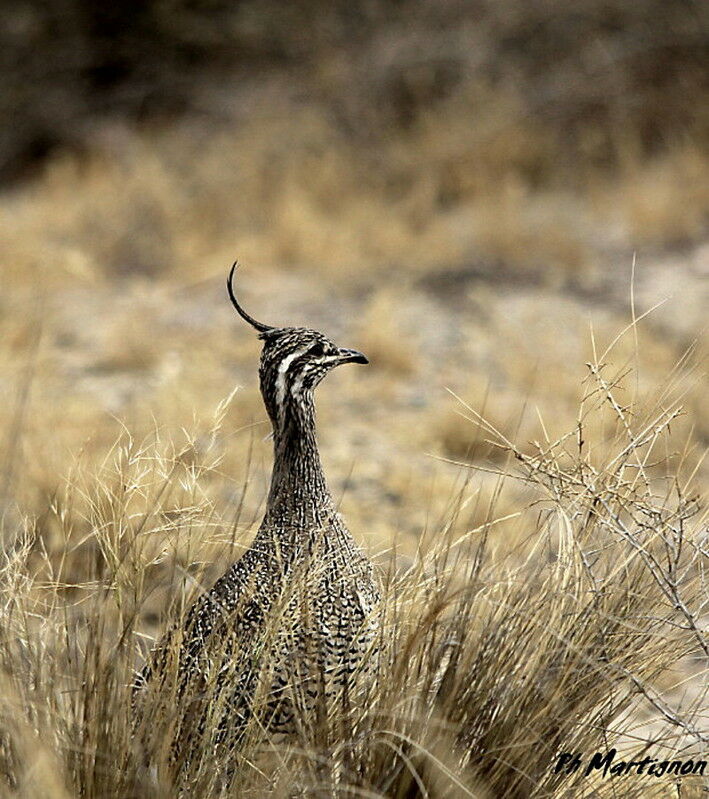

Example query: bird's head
[227,263,368,430]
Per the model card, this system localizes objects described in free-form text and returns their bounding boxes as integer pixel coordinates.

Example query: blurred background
[1,0,708,559]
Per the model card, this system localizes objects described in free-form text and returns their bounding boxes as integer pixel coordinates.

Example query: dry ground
[1,116,707,562]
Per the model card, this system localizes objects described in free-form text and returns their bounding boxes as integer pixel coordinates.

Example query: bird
[135,264,380,765]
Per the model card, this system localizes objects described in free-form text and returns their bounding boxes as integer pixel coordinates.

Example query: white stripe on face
[275,346,309,425]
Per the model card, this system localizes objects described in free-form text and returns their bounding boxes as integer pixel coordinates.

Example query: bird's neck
[265,394,333,526]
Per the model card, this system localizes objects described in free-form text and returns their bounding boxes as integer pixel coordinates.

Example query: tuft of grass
[0,345,706,797]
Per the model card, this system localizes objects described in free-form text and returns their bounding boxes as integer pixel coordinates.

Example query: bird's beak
[336,347,369,365]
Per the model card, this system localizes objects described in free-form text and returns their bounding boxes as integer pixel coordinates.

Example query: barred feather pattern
[135,324,380,759]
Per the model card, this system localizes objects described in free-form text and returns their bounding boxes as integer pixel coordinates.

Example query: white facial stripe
[275,346,309,424]
[291,369,308,400]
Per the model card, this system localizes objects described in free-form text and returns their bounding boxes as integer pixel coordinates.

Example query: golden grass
[2,75,707,295]
[0,48,707,792]
[0,326,707,796]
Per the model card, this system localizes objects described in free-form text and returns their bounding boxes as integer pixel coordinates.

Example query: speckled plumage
[136,265,380,752]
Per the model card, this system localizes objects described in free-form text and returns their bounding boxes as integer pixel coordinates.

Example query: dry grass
[0,5,707,790]
[1,67,707,293]
[0,331,707,796]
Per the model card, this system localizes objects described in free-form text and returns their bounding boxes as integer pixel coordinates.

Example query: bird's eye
[309,342,326,357]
